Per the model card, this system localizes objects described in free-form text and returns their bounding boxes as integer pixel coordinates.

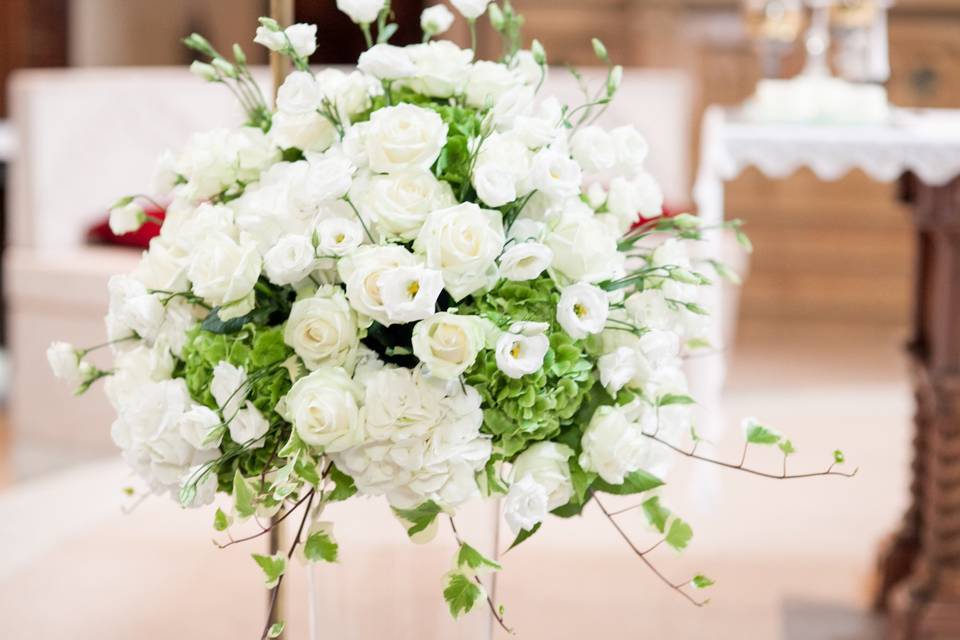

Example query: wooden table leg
[884,174,960,639]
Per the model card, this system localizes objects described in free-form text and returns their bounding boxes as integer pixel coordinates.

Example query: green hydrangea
[461,277,596,458]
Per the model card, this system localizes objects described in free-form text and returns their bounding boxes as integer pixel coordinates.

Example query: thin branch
[644,432,859,480]
[215,489,315,549]
[448,517,514,635]
[594,494,707,607]
[260,489,316,640]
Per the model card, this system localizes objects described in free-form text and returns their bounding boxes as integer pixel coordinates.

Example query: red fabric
[86,204,166,249]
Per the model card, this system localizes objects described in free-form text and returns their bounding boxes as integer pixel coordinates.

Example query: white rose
[187,232,261,321]
[421,4,455,35]
[277,71,321,115]
[465,60,519,108]
[135,238,189,293]
[281,367,363,453]
[472,163,517,208]
[109,201,146,236]
[316,69,373,119]
[316,217,365,257]
[364,103,447,173]
[338,244,421,326]
[492,85,535,130]
[405,41,473,98]
[531,147,582,200]
[495,321,550,379]
[513,97,564,149]
[579,405,654,485]
[510,441,575,510]
[211,361,247,419]
[503,474,549,534]
[545,210,624,283]
[472,132,533,207]
[47,342,87,387]
[263,234,317,286]
[336,0,385,23]
[229,402,270,448]
[178,405,223,451]
[341,122,370,168]
[570,126,617,173]
[557,282,609,339]
[412,312,488,380]
[611,124,650,176]
[451,0,492,20]
[498,241,552,281]
[598,346,641,396]
[270,111,337,153]
[606,173,664,231]
[414,202,505,300]
[358,44,417,80]
[284,286,360,370]
[352,170,456,241]
[306,151,356,203]
[378,265,445,324]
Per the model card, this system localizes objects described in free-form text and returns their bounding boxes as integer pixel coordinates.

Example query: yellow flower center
[574,303,588,318]
[407,280,420,298]
[510,341,522,359]
[335,233,345,243]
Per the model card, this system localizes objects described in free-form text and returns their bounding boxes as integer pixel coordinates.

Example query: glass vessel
[742,0,805,78]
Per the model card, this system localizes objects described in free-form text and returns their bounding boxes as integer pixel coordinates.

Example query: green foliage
[213,507,231,532]
[304,530,339,563]
[457,543,502,572]
[326,464,358,502]
[594,470,664,496]
[462,277,596,457]
[252,552,286,588]
[745,422,781,445]
[658,394,696,408]
[267,622,285,638]
[691,575,715,589]
[232,470,257,520]
[641,496,671,534]
[665,518,693,552]
[506,522,541,551]
[392,501,443,538]
[443,572,483,618]
[834,450,846,464]
[779,440,797,456]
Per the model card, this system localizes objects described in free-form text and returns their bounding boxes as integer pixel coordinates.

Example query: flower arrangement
[47,1,854,636]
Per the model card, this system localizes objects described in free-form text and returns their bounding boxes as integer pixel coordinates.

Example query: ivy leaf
[457,543,501,571]
[665,518,693,552]
[568,457,596,504]
[594,469,664,496]
[778,440,797,456]
[691,574,715,589]
[641,496,671,534]
[213,507,231,532]
[267,622,285,638]
[479,458,508,496]
[233,470,257,520]
[658,393,696,408]
[745,422,781,446]
[736,229,754,254]
[303,530,338,563]
[392,501,443,538]
[295,458,321,487]
[506,522,541,552]
[443,572,483,619]
[252,553,286,588]
[326,464,357,502]
[834,450,846,464]
[551,498,589,518]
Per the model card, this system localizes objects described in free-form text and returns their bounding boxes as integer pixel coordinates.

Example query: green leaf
[778,440,796,456]
[594,469,664,496]
[641,496,671,534]
[506,522,541,551]
[665,518,693,552]
[568,456,596,504]
[834,449,845,464]
[745,422,781,446]
[443,572,483,619]
[252,553,286,588]
[658,393,696,408]
[267,622,285,638]
[303,530,338,563]
[326,464,357,502]
[479,458,508,496]
[233,470,257,519]
[111,195,135,209]
[456,543,501,571]
[295,458,321,487]
[691,574,715,589]
[213,507,231,532]
[392,501,443,538]
[551,499,589,518]
[736,229,754,254]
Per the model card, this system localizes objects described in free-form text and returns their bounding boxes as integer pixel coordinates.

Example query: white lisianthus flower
[229,402,270,448]
[107,275,165,343]
[364,103,447,172]
[358,44,417,80]
[315,217,365,257]
[513,97,564,149]
[412,312,489,380]
[270,111,337,153]
[498,241,553,281]
[378,265,445,325]
[187,232,261,321]
[280,367,363,453]
[182,468,219,508]
[338,244,421,326]
[510,441,575,511]
[404,41,473,98]
[211,361,248,419]
[109,201,146,236]
[503,474,549,534]
[277,71,322,115]
[570,126,617,174]
[598,346,640,396]
[336,0,385,24]
[624,288,674,332]
[47,342,89,388]
[465,60,519,108]
[606,173,664,232]
[545,210,624,284]
[495,322,550,379]
[135,238,189,293]
[284,286,360,370]
[352,170,456,241]
[451,0,492,20]
[611,124,650,176]
[420,4,455,35]
[472,163,517,208]
[531,147,582,200]
[472,132,533,208]
[586,182,607,210]
[315,69,374,120]
[557,282,610,340]
[492,85,535,130]
[306,151,356,203]
[652,237,691,269]
[151,149,179,196]
[415,202,505,300]
[578,405,654,485]
[178,405,223,451]
[263,234,317,286]
[189,61,218,82]
[512,49,544,86]
[639,329,681,368]
[255,23,317,58]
